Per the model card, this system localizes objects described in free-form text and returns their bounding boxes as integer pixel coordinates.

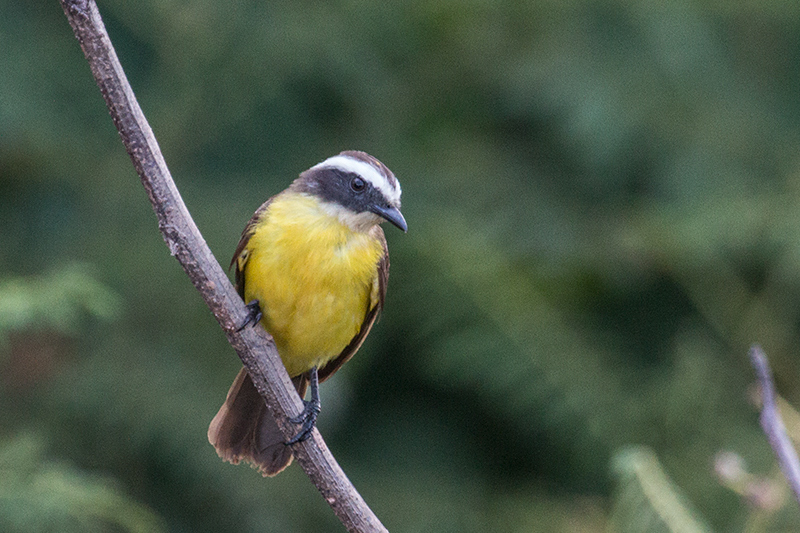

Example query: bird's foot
[286,367,320,445]
[236,300,263,332]
[286,398,320,445]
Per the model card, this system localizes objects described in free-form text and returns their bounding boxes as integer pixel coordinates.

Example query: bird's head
[291,151,407,234]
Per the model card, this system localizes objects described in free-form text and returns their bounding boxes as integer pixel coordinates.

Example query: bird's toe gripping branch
[237,300,263,332]
[286,366,321,445]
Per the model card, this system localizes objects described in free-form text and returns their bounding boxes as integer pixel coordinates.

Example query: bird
[208,150,406,476]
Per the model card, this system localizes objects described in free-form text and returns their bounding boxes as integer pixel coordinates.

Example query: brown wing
[231,197,276,300]
[317,225,389,383]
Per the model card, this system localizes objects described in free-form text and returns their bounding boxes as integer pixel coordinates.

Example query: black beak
[370,204,408,233]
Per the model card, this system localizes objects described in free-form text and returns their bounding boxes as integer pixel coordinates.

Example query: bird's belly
[256,272,370,376]
[243,217,381,377]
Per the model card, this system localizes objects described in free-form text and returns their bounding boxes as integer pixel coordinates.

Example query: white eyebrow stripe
[312,155,402,206]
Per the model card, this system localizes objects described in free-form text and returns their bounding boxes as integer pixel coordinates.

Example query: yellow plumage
[240,192,384,376]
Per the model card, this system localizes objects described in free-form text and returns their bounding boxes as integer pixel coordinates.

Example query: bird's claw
[286,399,320,445]
[285,367,321,445]
[237,300,263,332]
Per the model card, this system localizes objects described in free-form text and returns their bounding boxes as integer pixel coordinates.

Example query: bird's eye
[350,177,366,192]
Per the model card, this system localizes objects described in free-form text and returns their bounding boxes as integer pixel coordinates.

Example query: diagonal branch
[59,1,387,531]
[749,345,800,507]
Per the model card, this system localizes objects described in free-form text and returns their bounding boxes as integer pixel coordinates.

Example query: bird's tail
[208,367,308,476]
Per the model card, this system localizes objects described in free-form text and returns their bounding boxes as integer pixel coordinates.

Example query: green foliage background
[3,1,800,531]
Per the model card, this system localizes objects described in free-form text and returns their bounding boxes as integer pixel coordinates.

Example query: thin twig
[749,345,800,507]
[59,1,387,531]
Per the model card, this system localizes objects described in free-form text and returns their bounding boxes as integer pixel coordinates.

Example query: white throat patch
[311,155,402,207]
[317,200,383,233]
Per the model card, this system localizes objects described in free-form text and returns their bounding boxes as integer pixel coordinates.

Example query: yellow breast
[241,192,384,376]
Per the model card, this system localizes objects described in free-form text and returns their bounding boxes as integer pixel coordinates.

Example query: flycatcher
[208,150,406,476]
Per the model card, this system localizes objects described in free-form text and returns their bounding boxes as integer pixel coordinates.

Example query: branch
[749,345,800,507]
[59,1,387,531]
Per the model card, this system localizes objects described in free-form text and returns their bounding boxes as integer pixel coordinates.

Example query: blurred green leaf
[0,263,121,344]
[608,447,712,533]
[0,431,166,533]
